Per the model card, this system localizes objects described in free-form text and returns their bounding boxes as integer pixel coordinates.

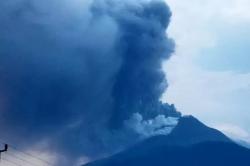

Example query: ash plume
[0,0,180,165]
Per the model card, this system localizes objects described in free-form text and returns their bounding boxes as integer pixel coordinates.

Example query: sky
[1,0,250,165]
[163,0,250,142]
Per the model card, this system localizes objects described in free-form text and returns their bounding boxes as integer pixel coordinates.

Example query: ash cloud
[0,0,180,165]
[125,113,179,138]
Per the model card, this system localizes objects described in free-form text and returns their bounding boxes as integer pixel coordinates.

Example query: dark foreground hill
[85,141,250,166]
[85,116,250,166]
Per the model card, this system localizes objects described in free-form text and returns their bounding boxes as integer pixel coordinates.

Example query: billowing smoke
[125,113,179,138]
[0,0,180,165]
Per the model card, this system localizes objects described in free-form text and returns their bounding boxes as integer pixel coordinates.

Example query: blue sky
[198,24,250,72]
[163,0,250,142]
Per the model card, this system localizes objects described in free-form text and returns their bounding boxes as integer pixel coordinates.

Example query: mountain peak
[128,115,231,151]
[167,115,231,146]
[84,116,249,166]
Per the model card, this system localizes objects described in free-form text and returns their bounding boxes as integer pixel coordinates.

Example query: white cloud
[162,0,250,135]
[166,0,250,25]
[215,123,250,143]
[220,0,250,23]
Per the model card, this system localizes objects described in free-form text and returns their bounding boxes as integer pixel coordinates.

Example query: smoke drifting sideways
[0,0,181,165]
[125,113,179,138]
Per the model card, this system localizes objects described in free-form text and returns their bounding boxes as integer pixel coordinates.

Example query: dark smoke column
[0,0,181,164]
[92,0,181,128]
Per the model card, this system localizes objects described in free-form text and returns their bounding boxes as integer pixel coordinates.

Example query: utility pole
[0,144,8,162]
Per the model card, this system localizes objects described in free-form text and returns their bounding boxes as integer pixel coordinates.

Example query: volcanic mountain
[85,116,250,166]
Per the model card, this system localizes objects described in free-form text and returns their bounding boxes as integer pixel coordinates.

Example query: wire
[5,151,43,166]
[8,146,53,165]
[1,158,21,166]
[0,139,54,166]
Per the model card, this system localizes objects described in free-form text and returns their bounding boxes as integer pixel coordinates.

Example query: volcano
[85,116,250,166]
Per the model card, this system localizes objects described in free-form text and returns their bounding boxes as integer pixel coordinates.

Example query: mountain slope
[165,115,232,145]
[234,139,250,149]
[124,115,231,153]
[84,116,250,166]
[85,142,250,166]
